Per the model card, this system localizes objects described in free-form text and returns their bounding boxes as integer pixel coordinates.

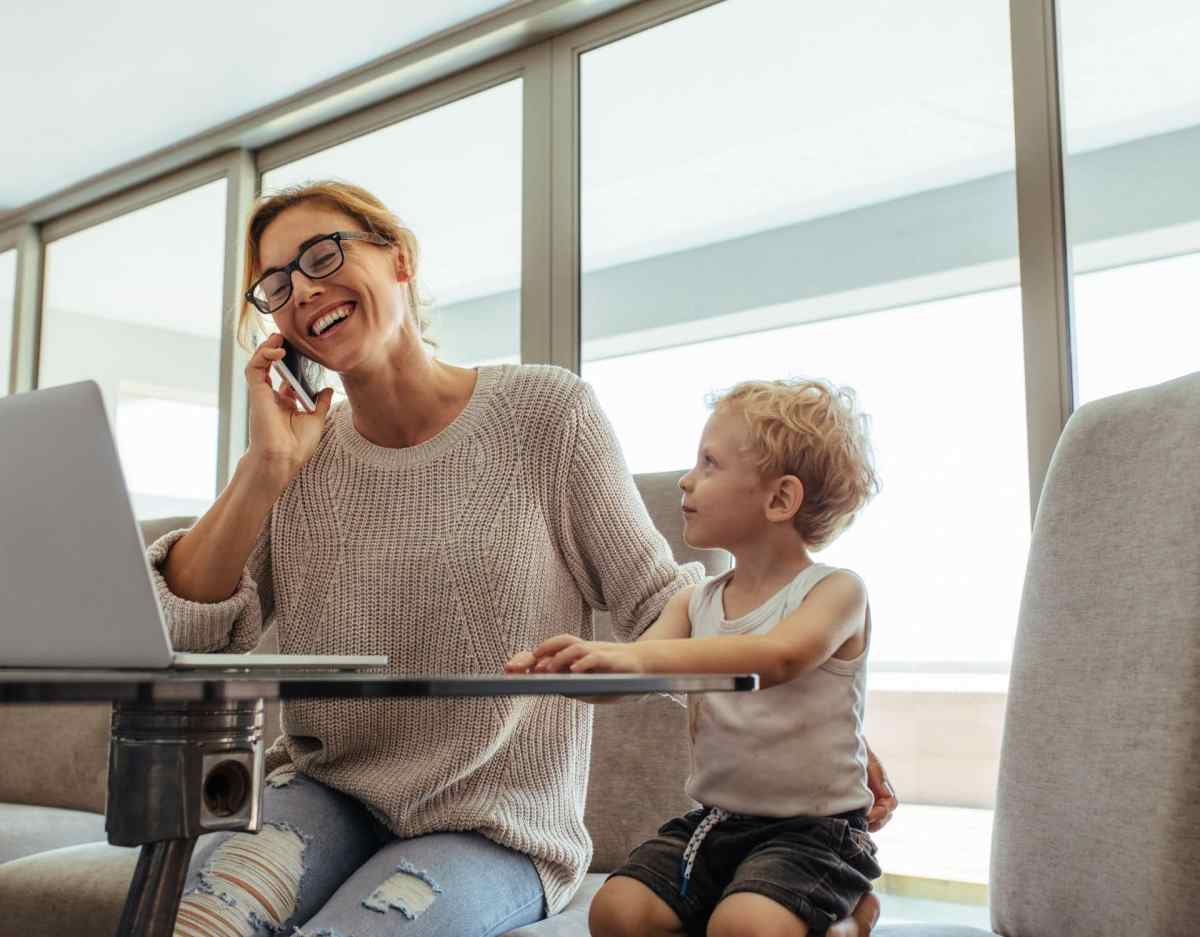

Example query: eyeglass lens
[255,237,345,312]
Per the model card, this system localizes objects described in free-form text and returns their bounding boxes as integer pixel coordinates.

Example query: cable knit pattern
[145,364,702,914]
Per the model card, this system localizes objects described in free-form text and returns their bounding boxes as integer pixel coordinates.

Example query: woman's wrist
[237,449,296,495]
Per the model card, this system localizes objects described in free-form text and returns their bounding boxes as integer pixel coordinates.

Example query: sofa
[3,368,1200,937]
[0,474,729,935]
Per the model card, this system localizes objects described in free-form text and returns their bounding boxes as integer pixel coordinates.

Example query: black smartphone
[277,339,321,411]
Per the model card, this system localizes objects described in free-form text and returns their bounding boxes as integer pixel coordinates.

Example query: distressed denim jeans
[173,766,545,937]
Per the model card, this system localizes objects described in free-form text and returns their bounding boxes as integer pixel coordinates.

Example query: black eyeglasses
[246,230,391,315]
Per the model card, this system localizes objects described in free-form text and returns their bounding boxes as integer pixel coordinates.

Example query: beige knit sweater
[147,364,700,913]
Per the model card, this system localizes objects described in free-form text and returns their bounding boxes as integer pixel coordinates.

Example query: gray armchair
[876,371,1200,936]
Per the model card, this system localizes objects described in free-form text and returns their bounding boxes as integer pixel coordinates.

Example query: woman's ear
[766,475,804,523]
[395,250,411,284]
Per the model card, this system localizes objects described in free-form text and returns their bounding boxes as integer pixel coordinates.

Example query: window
[115,383,219,518]
[7,0,1133,926]
[1060,0,1200,404]
[39,180,227,517]
[587,290,1030,668]
[262,80,523,369]
[0,249,14,394]
[578,5,1024,917]
[1073,254,1200,405]
[580,0,1029,671]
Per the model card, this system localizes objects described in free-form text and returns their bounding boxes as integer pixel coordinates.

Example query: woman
[153,180,896,936]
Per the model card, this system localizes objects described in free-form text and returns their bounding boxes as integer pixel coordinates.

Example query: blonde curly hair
[710,378,880,550]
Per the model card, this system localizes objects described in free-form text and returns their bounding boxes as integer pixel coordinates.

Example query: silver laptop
[0,381,386,671]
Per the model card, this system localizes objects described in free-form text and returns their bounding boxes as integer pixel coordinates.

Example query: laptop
[0,381,386,672]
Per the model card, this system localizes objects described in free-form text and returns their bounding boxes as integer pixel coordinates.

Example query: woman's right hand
[244,333,333,487]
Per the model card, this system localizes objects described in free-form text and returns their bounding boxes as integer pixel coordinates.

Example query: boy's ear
[765,475,804,522]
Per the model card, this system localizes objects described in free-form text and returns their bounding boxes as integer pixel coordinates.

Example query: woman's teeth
[311,304,353,336]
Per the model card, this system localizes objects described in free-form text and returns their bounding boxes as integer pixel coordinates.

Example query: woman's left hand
[864,740,898,832]
[505,633,645,674]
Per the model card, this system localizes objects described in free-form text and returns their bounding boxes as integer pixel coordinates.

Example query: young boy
[508,378,882,937]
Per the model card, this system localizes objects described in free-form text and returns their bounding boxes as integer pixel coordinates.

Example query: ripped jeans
[173,766,545,937]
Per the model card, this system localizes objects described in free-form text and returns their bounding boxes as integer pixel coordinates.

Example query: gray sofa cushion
[0,803,106,865]
[583,692,695,871]
[0,842,138,937]
[0,844,996,937]
[990,372,1200,936]
[0,704,109,813]
[500,886,997,936]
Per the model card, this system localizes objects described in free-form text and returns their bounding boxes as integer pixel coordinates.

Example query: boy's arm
[537,571,866,689]
[638,571,867,688]
[633,586,694,642]
[504,585,694,675]
[521,586,695,704]
[589,585,692,703]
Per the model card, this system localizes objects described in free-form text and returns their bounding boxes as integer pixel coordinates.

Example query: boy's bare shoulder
[806,568,868,605]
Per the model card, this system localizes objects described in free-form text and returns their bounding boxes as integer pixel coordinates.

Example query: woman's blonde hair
[236,180,433,353]
[710,378,880,550]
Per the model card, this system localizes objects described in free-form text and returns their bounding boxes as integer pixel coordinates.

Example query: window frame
[2,0,1075,647]
[39,157,247,491]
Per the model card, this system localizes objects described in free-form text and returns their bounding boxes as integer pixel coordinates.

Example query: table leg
[106,699,265,937]
[115,839,197,937]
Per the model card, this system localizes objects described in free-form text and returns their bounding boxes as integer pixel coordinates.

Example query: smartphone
[271,339,317,413]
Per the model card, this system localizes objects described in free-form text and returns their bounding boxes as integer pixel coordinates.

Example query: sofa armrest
[0,704,110,814]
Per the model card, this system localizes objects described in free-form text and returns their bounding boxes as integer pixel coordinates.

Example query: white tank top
[685,563,873,817]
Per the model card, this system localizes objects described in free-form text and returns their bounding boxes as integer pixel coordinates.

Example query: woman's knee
[174,823,308,936]
[174,775,381,937]
[589,876,685,937]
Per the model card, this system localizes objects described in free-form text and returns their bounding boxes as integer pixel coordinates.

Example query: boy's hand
[506,638,585,671]
[865,741,899,832]
[503,648,540,673]
[507,634,647,674]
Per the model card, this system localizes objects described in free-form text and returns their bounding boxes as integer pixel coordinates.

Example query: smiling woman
[142,180,756,937]
[259,79,524,368]
[238,183,435,402]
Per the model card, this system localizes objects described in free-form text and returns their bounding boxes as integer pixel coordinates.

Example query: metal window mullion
[547,0,728,376]
[1009,0,1075,523]
[521,43,555,366]
[548,33,581,374]
[8,226,42,395]
[0,225,23,393]
[216,151,260,492]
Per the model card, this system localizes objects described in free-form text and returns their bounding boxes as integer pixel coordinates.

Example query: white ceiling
[4,0,1200,222]
[0,0,515,213]
[8,0,1200,342]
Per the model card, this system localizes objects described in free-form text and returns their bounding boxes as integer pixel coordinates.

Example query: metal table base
[0,669,756,937]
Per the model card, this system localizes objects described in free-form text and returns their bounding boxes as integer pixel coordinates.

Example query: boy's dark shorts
[610,806,881,936]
